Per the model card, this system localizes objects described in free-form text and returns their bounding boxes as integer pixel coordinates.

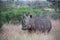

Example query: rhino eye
[22,20,25,25]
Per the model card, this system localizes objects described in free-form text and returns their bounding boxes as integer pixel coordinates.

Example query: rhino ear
[30,14,32,18]
[23,14,26,18]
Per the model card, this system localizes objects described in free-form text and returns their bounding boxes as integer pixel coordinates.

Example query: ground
[0,19,60,40]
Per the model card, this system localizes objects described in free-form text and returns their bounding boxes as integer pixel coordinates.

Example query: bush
[51,12,60,20]
[0,8,46,28]
[0,12,6,28]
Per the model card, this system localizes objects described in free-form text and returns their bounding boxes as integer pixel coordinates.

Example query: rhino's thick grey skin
[22,14,52,33]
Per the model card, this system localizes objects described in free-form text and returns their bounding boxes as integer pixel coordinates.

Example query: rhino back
[31,16,51,31]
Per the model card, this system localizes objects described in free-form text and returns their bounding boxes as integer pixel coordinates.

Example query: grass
[0,19,60,40]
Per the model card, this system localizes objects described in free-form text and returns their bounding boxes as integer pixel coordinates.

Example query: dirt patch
[50,19,60,40]
[0,19,60,40]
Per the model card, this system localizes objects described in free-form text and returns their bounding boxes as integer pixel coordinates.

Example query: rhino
[22,14,52,33]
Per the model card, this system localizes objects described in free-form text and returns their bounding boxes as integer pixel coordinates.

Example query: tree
[47,0,60,19]
[47,0,60,12]
[31,0,41,8]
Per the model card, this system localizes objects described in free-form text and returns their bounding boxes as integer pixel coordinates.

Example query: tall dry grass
[0,19,60,40]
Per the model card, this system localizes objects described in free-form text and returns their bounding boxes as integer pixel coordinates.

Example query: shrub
[0,8,46,28]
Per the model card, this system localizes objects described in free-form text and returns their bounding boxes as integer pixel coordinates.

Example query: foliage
[0,8,46,28]
[47,0,60,20]
[51,12,60,20]
[47,0,60,12]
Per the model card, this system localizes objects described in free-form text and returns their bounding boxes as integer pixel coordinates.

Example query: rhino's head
[22,14,32,30]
